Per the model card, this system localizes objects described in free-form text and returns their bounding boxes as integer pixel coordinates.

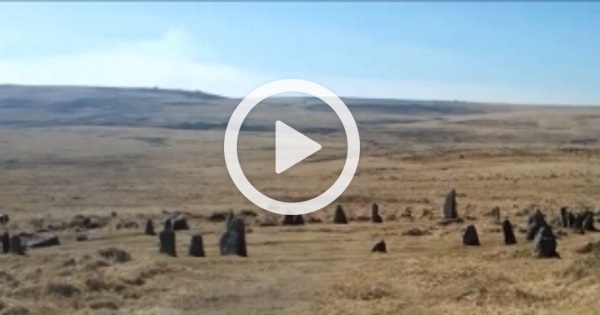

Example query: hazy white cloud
[0,29,278,96]
[0,28,593,105]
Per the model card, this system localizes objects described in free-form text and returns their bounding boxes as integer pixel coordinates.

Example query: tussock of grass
[45,282,82,298]
[98,248,132,264]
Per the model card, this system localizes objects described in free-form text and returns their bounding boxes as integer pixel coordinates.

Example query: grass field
[0,86,600,314]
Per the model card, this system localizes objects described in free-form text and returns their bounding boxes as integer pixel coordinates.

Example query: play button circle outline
[224,79,360,215]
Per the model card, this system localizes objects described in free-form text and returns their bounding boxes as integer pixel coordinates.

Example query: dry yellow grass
[0,105,600,314]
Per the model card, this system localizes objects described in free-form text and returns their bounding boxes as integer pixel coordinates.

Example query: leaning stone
[371,239,386,253]
[158,230,176,257]
[333,205,348,224]
[188,234,205,257]
[371,203,383,223]
[145,219,156,236]
[9,235,26,256]
[20,233,60,249]
[220,217,247,257]
[502,219,517,245]
[462,225,480,246]
[443,189,458,219]
[2,232,9,254]
[532,226,560,258]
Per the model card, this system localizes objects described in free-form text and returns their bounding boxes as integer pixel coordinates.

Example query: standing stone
[502,219,517,245]
[282,215,305,226]
[282,215,295,225]
[491,206,501,223]
[371,203,383,223]
[158,230,176,257]
[567,212,576,228]
[583,212,596,231]
[573,213,586,234]
[9,235,26,256]
[170,216,189,231]
[462,225,480,246]
[220,217,247,257]
[371,239,386,253]
[145,219,156,236]
[559,207,569,228]
[526,210,547,241]
[188,234,205,257]
[1,232,9,254]
[443,189,458,219]
[293,215,305,225]
[532,226,560,258]
[333,205,348,224]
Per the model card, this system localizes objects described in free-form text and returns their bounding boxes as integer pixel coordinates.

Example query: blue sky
[0,2,599,104]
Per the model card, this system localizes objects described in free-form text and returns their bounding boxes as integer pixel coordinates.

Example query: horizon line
[1,82,598,108]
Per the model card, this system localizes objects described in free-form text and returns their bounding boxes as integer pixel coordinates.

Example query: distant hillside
[0,84,505,130]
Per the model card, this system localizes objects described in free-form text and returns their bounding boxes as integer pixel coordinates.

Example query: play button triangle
[275,120,322,174]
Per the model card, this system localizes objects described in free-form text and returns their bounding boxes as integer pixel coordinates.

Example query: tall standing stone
[334,205,348,224]
[526,210,547,241]
[502,219,517,245]
[532,226,560,258]
[188,234,205,257]
[159,229,176,257]
[1,232,9,254]
[443,189,458,219]
[145,219,156,236]
[559,207,569,228]
[220,217,247,257]
[371,203,383,223]
[9,235,26,256]
[462,225,480,246]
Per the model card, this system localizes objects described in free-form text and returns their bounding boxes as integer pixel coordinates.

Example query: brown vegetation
[0,96,599,314]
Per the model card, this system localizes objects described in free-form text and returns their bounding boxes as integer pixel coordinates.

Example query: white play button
[275,120,322,174]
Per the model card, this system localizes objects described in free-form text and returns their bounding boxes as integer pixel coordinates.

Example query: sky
[0,2,599,105]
